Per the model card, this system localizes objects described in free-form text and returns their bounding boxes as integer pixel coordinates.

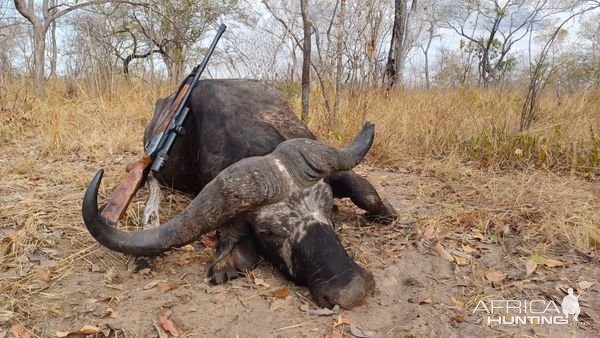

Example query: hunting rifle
[98,24,227,225]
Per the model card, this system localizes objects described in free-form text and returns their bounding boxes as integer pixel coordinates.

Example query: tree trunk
[48,0,58,79]
[290,44,297,82]
[384,25,396,89]
[300,0,311,124]
[49,19,57,79]
[393,0,407,88]
[385,0,412,89]
[33,25,46,97]
[333,0,346,120]
[423,23,434,89]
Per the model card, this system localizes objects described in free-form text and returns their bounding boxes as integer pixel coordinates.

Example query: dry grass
[306,86,600,173]
[0,78,598,333]
[2,79,599,173]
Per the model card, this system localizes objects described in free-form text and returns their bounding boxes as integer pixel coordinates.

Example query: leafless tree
[12,0,145,96]
[385,0,418,89]
[444,0,553,87]
[520,0,600,130]
[412,0,441,89]
[333,0,345,119]
[300,0,311,123]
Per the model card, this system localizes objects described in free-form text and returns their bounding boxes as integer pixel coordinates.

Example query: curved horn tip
[345,122,375,151]
[360,121,375,138]
[82,169,113,229]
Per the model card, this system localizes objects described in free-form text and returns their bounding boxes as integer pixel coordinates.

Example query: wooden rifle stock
[99,83,193,224]
[99,155,153,224]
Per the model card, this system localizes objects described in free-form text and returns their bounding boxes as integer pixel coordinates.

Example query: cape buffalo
[82,80,395,309]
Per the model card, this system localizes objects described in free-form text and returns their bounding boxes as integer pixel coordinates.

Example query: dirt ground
[1,136,599,338]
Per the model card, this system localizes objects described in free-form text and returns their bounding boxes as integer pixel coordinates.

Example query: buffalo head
[82,122,376,309]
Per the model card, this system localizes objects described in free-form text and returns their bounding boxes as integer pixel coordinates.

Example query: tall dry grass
[306,86,599,174]
[1,78,171,159]
[2,79,598,176]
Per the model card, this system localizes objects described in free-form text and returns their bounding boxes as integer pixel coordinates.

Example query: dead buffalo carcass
[82,80,395,309]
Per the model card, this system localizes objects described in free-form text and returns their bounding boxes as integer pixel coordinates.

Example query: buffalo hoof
[209,264,240,285]
[131,256,154,272]
[310,265,375,309]
[208,236,259,285]
[365,198,397,224]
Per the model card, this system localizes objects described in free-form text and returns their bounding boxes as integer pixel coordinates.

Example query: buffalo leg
[208,219,259,284]
[326,170,397,223]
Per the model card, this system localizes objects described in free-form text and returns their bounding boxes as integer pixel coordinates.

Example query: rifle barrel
[191,24,227,86]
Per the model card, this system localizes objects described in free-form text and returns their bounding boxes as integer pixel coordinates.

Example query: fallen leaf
[544,259,563,268]
[452,314,465,323]
[159,316,179,337]
[422,226,437,240]
[485,270,507,282]
[299,304,340,316]
[529,254,546,265]
[452,255,469,266]
[176,253,191,266]
[331,329,343,338]
[450,296,464,309]
[254,278,270,288]
[143,280,167,290]
[419,297,433,305]
[105,307,117,319]
[181,244,195,252]
[211,293,226,303]
[577,281,594,290]
[156,281,176,293]
[461,244,477,254]
[10,324,30,338]
[191,254,214,264]
[335,315,352,326]
[433,242,455,262]
[272,287,289,299]
[40,268,52,283]
[349,324,374,337]
[471,231,486,241]
[56,325,99,337]
[525,260,537,276]
[200,234,217,249]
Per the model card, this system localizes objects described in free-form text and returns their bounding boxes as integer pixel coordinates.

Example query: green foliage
[329,130,344,142]
[465,38,517,75]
